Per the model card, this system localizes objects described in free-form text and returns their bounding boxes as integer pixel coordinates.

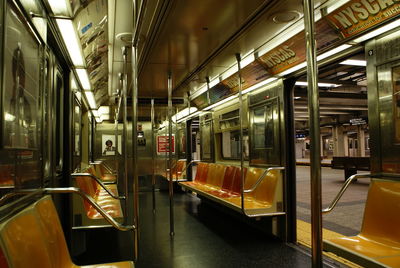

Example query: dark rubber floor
[136,191,317,268]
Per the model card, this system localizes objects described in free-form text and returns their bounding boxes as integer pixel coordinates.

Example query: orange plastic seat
[0,196,134,268]
[75,170,123,220]
[93,164,117,182]
[179,164,282,215]
[324,179,400,267]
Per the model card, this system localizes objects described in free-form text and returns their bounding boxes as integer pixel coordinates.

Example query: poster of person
[102,135,122,155]
[3,5,40,149]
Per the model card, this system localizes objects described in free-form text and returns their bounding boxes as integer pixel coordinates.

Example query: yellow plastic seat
[0,196,134,268]
[324,179,400,267]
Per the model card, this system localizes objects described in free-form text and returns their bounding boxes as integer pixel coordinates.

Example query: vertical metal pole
[132,45,139,261]
[151,98,156,213]
[115,115,119,184]
[236,54,245,214]
[303,0,323,267]
[122,47,129,225]
[168,73,175,236]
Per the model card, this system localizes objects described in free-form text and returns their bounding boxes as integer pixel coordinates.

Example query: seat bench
[323,179,400,267]
[92,162,117,183]
[331,157,370,179]
[179,162,284,216]
[0,195,133,268]
[165,159,187,181]
[74,166,123,220]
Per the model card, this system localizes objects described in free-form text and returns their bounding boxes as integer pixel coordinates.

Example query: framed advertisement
[1,2,41,149]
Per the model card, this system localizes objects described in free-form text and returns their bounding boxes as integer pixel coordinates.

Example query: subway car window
[221,130,249,160]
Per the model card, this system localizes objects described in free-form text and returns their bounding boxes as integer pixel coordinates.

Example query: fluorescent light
[354,19,400,43]
[177,111,202,123]
[48,0,72,16]
[98,106,110,115]
[295,81,341,87]
[242,77,278,94]
[100,114,110,121]
[85,91,97,109]
[173,107,198,122]
[241,50,255,68]
[4,113,15,122]
[317,44,352,61]
[279,62,307,76]
[76,69,91,90]
[340,59,366,66]
[190,84,207,100]
[209,77,220,88]
[91,109,99,117]
[221,64,238,80]
[95,117,102,123]
[203,94,238,111]
[56,19,85,67]
[324,0,350,14]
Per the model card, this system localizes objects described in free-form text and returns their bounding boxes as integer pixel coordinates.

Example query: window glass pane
[222,130,249,160]
[253,107,265,149]
[201,122,212,159]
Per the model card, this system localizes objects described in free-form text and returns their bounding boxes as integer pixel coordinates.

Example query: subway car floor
[136,191,327,268]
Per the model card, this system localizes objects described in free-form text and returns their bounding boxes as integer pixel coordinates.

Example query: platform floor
[296,166,369,236]
[136,191,322,268]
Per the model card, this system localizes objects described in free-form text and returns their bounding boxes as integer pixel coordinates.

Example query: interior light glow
[324,0,350,14]
[100,114,110,121]
[340,59,366,66]
[279,62,307,76]
[76,69,91,90]
[85,91,97,109]
[95,117,102,123]
[98,106,110,115]
[353,20,400,43]
[177,111,202,123]
[91,109,99,117]
[317,44,352,61]
[173,107,198,122]
[56,19,85,67]
[242,77,278,94]
[221,65,239,80]
[209,77,220,88]
[190,84,207,100]
[47,0,72,16]
[295,81,341,87]
[203,94,238,111]
[241,50,255,68]
[4,113,16,122]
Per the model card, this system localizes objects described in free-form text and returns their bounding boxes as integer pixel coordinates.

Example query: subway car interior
[1,0,400,267]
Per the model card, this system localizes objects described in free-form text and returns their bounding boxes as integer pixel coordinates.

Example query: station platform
[296,158,332,167]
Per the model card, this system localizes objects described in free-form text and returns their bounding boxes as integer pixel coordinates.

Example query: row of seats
[0,195,133,268]
[74,165,122,220]
[92,162,117,182]
[165,159,186,181]
[324,179,400,267]
[179,162,283,216]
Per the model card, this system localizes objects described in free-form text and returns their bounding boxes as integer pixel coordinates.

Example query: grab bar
[322,173,372,214]
[244,167,285,193]
[0,187,135,231]
[181,160,200,174]
[71,173,125,200]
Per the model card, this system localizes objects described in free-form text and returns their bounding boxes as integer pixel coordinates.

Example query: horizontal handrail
[0,188,135,231]
[322,173,372,214]
[181,160,200,174]
[71,173,125,200]
[243,167,285,193]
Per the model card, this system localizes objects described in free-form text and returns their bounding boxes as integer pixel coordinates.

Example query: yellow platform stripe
[297,219,362,268]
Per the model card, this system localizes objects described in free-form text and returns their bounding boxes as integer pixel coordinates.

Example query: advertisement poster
[102,134,122,155]
[157,135,175,155]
